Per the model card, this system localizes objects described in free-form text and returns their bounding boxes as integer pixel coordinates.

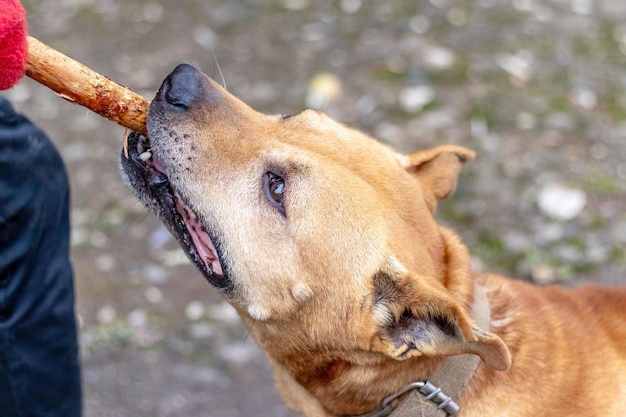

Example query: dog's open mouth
[121,131,231,291]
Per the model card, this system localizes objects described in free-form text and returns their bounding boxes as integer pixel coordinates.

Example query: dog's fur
[121,64,626,417]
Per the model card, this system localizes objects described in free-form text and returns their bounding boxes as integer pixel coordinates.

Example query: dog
[120,63,626,417]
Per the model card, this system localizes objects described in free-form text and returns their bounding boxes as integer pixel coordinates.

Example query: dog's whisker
[209,46,226,91]
[240,322,255,351]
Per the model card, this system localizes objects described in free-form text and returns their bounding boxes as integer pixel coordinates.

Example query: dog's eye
[264,172,286,214]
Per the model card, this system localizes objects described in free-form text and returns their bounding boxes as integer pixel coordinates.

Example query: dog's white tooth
[139,151,152,161]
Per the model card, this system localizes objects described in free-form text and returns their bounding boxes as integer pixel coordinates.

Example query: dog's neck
[258,226,484,416]
[436,226,477,313]
[351,282,491,417]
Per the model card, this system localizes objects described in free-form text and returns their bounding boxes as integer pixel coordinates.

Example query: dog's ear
[399,145,475,212]
[370,269,510,371]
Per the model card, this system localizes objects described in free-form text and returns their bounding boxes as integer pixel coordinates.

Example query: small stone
[306,73,342,108]
[399,85,435,112]
[446,8,467,26]
[408,15,430,34]
[128,309,147,328]
[495,51,534,84]
[570,88,597,110]
[96,305,117,325]
[144,286,163,304]
[185,301,205,321]
[95,254,116,273]
[340,0,362,14]
[193,25,217,50]
[537,184,587,220]
[206,301,240,325]
[424,46,455,69]
[283,0,309,10]
[531,265,557,285]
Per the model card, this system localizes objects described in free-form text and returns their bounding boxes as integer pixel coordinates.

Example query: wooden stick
[25,36,149,136]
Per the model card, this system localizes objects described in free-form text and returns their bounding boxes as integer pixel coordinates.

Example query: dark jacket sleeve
[0,95,81,417]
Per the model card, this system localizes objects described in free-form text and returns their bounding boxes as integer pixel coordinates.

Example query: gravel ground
[5,0,626,416]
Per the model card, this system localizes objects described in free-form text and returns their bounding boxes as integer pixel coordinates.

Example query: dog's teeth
[139,151,152,161]
[181,205,197,219]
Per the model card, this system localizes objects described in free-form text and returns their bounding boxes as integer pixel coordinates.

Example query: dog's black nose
[160,64,205,110]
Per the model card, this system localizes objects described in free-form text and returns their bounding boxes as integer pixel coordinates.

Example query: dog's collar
[352,283,491,417]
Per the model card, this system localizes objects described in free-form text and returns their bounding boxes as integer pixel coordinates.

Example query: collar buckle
[350,283,489,417]
[382,381,459,416]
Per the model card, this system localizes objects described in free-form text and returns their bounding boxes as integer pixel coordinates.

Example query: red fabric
[0,0,28,90]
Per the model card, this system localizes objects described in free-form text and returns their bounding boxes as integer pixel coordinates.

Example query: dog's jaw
[120,131,230,290]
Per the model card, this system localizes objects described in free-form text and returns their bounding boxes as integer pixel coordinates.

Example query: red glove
[0,0,28,90]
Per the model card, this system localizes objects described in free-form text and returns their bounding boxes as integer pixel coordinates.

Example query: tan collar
[353,283,490,417]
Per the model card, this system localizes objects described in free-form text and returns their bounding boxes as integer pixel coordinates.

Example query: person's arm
[0,0,28,90]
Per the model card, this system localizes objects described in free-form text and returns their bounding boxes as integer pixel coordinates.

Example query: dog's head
[121,64,510,413]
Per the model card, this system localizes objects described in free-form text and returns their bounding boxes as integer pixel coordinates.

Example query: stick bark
[25,36,149,136]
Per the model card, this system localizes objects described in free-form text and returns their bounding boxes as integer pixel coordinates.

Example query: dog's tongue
[149,152,223,276]
[176,198,223,276]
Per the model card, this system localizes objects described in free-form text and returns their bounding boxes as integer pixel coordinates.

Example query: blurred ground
[5,0,626,416]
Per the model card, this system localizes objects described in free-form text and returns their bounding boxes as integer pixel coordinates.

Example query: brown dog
[120,64,626,417]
